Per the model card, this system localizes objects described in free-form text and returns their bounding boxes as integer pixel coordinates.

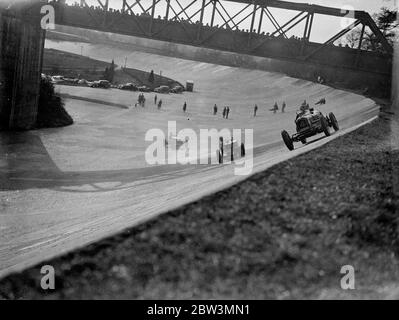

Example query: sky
[62,0,398,42]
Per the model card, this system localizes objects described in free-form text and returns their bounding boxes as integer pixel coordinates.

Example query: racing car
[216,137,246,163]
[281,108,339,151]
[164,133,189,149]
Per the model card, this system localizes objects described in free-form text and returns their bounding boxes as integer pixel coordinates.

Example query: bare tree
[345,7,397,52]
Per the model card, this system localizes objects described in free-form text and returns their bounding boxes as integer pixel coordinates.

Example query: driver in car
[296,101,310,120]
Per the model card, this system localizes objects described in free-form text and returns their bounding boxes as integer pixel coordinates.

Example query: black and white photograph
[0,0,398,305]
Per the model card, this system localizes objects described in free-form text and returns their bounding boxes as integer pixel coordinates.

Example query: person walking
[226,106,230,119]
[139,93,145,107]
[254,104,258,117]
[158,99,162,110]
[183,102,187,113]
[154,94,158,105]
[222,107,227,119]
[271,102,278,114]
[213,104,218,115]
[282,101,286,113]
[142,94,146,107]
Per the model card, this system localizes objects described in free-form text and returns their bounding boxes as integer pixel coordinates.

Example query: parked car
[63,78,79,84]
[170,85,184,94]
[51,75,66,84]
[78,79,88,86]
[88,80,111,89]
[41,73,52,81]
[154,85,170,94]
[138,85,151,92]
[118,83,138,91]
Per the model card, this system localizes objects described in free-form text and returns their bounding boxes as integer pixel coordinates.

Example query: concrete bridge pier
[0,2,45,130]
[392,39,398,112]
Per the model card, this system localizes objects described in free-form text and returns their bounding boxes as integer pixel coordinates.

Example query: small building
[186,80,194,92]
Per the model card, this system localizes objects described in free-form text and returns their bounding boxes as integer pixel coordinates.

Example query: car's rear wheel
[321,117,331,137]
[216,149,223,164]
[281,130,294,151]
[329,112,339,131]
[301,138,307,145]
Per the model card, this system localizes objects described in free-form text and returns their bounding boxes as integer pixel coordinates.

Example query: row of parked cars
[154,85,184,94]
[48,75,112,88]
[118,83,184,94]
[45,74,184,94]
[118,83,150,92]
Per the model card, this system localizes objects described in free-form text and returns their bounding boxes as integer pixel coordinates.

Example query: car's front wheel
[321,117,331,137]
[329,112,339,131]
[281,130,294,151]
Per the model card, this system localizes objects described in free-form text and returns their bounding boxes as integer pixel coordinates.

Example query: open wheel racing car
[281,109,339,151]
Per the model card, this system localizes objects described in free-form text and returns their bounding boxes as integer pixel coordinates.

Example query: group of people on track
[135,92,325,121]
[252,102,288,117]
[136,93,146,107]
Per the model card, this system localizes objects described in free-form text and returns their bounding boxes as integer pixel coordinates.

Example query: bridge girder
[58,0,392,55]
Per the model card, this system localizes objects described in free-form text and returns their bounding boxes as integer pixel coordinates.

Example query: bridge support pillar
[0,5,45,130]
[197,0,206,41]
[355,24,366,67]
[257,6,264,34]
[392,39,399,109]
[248,4,257,46]
[210,0,217,27]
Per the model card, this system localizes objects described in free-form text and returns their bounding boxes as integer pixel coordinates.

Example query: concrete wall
[0,7,45,130]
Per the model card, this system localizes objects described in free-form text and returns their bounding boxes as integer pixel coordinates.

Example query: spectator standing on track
[142,94,146,107]
[183,102,187,113]
[254,104,258,117]
[148,70,155,84]
[137,93,142,106]
[138,93,145,107]
[270,102,278,113]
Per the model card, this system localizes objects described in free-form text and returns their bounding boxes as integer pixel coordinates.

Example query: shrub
[36,78,73,128]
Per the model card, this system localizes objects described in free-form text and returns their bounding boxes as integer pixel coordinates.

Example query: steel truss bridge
[53,0,392,64]
[85,0,392,53]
